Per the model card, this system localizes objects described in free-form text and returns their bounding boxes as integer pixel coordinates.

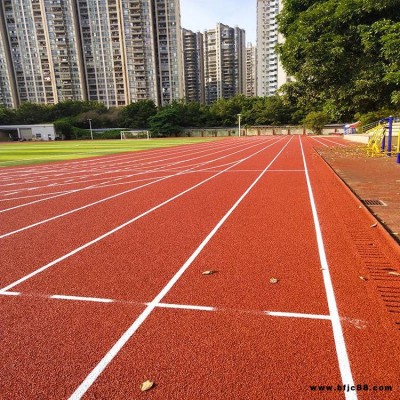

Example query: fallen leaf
[359,276,368,281]
[388,271,400,276]
[140,380,154,392]
[269,278,279,284]
[202,270,216,275]
[370,223,378,228]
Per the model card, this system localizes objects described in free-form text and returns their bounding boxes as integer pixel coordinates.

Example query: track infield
[0,136,399,400]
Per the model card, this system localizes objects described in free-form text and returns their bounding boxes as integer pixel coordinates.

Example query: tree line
[0,96,306,138]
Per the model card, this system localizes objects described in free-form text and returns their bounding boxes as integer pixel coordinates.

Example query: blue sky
[180,0,257,44]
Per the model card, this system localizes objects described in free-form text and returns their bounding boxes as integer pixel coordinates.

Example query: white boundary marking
[309,136,347,147]
[300,136,357,400]
[67,138,292,400]
[155,303,215,312]
[318,137,347,147]
[0,290,334,320]
[0,137,285,293]
[265,311,331,320]
[309,136,329,147]
[51,295,114,303]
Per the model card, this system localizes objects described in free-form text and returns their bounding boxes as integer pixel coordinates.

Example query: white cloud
[180,0,257,44]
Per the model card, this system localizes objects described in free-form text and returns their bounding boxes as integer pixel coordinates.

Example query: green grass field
[0,138,223,167]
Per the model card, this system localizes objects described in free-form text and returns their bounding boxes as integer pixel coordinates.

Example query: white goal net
[120,130,150,140]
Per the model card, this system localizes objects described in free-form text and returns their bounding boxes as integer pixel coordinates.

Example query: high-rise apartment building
[257,0,289,96]
[76,0,184,107]
[77,0,128,107]
[182,29,204,103]
[246,44,257,97]
[234,27,246,96]
[0,0,184,108]
[0,0,85,106]
[203,23,245,104]
[154,0,184,105]
[0,4,17,108]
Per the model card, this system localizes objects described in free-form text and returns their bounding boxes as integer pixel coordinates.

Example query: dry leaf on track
[370,223,378,227]
[202,270,216,275]
[269,278,279,284]
[388,271,400,276]
[359,276,368,281]
[140,380,154,392]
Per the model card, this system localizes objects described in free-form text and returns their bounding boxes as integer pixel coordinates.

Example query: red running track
[0,136,399,400]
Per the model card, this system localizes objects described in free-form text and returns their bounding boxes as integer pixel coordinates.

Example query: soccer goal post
[120,130,150,140]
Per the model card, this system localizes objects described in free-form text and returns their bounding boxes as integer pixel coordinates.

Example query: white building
[0,124,56,141]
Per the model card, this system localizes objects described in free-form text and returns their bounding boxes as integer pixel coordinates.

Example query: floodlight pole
[88,119,93,140]
[238,114,242,137]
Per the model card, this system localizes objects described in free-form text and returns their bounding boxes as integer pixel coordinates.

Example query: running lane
[0,138,282,286]
[1,136,399,400]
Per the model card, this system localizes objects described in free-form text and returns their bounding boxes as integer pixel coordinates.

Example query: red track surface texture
[1,137,399,400]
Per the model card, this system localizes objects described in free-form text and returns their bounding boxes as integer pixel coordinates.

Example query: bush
[355,109,398,126]
[302,111,329,135]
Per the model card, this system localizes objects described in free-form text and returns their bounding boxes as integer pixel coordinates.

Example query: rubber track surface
[0,136,399,400]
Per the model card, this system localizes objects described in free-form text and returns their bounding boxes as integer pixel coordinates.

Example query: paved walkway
[317,143,400,244]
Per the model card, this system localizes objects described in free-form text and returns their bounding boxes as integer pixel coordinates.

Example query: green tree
[15,103,52,124]
[118,100,157,128]
[277,0,400,121]
[54,117,76,140]
[148,104,185,136]
[303,111,329,135]
[49,100,106,120]
[0,106,16,124]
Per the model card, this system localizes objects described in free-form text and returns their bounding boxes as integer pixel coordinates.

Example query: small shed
[0,124,56,141]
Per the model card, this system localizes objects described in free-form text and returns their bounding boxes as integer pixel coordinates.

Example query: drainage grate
[345,229,400,332]
[363,199,386,206]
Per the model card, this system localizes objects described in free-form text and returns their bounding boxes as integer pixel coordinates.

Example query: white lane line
[0,291,331,321]
[319,137,347,147]
[309,136,329,147]
[0,139,234,186]
[0,139,219,170]
[0,139,276,237]
[310,136,348,147]
[67,138,292,400]
[0,140,247,209]
[155,303,215,312]
[0,138,285,294]
[300,136,357,400]
[50,295,114,303]
[265,311,331,320]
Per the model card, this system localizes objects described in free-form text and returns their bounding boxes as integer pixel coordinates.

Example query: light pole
[88,119,93,140]
[237,114,242,137]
